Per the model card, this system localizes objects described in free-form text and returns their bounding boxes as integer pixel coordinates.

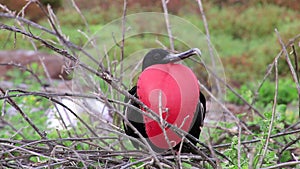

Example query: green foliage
[216,108,299,168]
[220,76,299,168]
[234,5,289,39]
[226,78,298,106]
[0,95,49,139]
[225,84,254,105]
[259,79,298,105]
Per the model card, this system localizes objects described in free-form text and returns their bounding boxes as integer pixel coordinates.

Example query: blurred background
[1,0,299,86]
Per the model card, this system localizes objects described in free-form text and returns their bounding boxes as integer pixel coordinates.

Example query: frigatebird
[123,48,206,153]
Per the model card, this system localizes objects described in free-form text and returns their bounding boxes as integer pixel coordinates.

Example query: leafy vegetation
[226,78,298,106]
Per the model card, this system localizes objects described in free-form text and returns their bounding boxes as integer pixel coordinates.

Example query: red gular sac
[137,63,199,150]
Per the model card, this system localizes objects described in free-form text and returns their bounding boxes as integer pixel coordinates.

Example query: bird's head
[142,48,201,70]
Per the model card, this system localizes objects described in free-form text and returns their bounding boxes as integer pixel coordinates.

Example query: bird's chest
[137,63,199,149]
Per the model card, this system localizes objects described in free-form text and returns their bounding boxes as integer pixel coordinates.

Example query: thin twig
[70,0,90,33]
[276,29,300,117]
[237,126,242,169]
[291,44,300,117]
[291,44,299,81]
[278,133,300,163]
[196,0,221,94]
[213,129,300,149]
[161,0,174,51]
[198,82,252,133]
[260,161,300,169]
[0,88,48,141]
[190,57,265,119]
[204,128,221,168]
[257,51,278,167]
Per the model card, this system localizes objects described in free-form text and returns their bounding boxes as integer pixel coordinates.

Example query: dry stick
[291,44,299,81]
[34,160,70,169]
[54,99,143,151]
[35,1,100,66]
[213,128,300,149]
[161,0,174,51]
[158,90,181,168]
[257,56,278,168]
[251,54,280,108]
[0,118,26,139]
[0,11,63,88]
[205,128,221,168]
[276,29,300,116]
[0,13,56,35]
[1,8,155,128]
[0,89,205,162]
[52,98,81,137]
[120,0,127,73]
[2,29,162,169]
[2,138,81,155]
[116,0,127,123]
[0,89,157,135]
[70,0,90,33]
[16,0,31,18]
[0,27,60,129]
[0,20,211,167]
[278,134,300,162]
[291,44,300,117]
[237,126,242,169]
[0,143,62,162]
[0,13,256,150]
[0,88,49,141]
[0,88,234,165]
[260,161,300,169]
[120,156,152,169]
[2,87,99,139]
[53,144,88,169]
[16,0,38,51]
[237,35,300,117]
[282,120,300,132]
[196,0,221,94]
[0,146,24,168]
[0,63,44,86]
[198,82,251,133]
[190,57,265,119]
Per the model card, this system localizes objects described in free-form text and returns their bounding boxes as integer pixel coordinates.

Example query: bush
[226,78,298,106]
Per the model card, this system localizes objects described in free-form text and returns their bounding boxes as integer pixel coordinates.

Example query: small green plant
[259,79,298,105]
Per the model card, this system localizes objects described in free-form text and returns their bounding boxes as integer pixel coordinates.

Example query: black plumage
[123,48,206,153]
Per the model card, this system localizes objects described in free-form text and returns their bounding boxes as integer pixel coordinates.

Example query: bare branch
[257,32,279,167]
[260,161,300,169]
[196,0,221,94]
[161,0,174,51]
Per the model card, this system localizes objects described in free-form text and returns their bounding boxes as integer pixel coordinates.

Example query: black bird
[123,48,206,153]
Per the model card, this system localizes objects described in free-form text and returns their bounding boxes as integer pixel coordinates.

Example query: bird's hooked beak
[163,48,201,63]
